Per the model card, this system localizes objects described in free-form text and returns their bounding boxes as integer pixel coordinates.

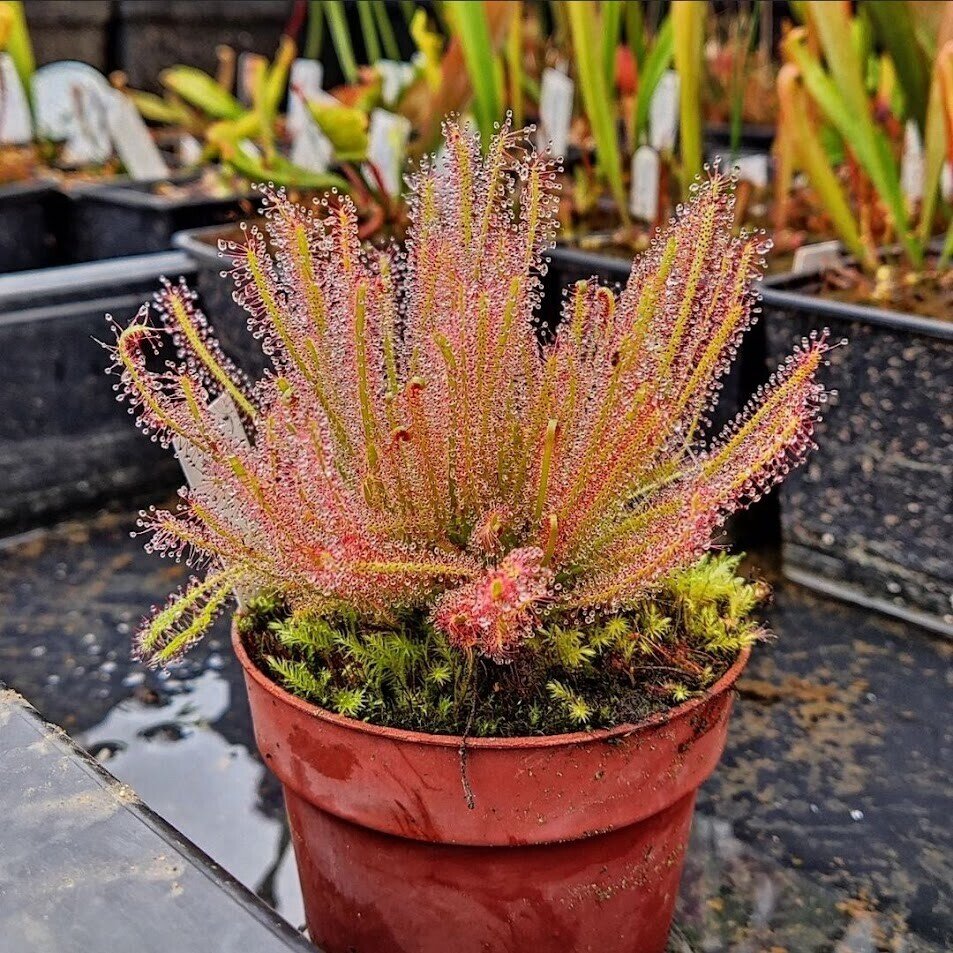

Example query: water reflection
[78,667,306,928]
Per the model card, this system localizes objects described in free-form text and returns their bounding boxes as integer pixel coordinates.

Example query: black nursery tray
[59,174,260,264]
[761,270,953,635]
[0,252,196,531]
[0,179,59,274]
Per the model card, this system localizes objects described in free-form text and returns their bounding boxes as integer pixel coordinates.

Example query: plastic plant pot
[58,175,261,264]
[703,122,776,154]
[174,220,273,380]
[0,180,58,273]
[235,623,750,953]
[115,0,291,92]
[761,271,953,636]
[24,1,112,71]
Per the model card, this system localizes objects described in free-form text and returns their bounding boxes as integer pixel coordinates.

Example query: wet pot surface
[235,626,749,953]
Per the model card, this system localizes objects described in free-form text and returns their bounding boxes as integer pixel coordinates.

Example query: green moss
[240,553,765,738]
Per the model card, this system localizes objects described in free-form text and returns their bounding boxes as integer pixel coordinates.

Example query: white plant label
[238,138,262,161]
[287,58,324,136]
[536,67,574,159]
[179,132,203,166]
[649,70,680,153]
[173,393,250,491]
[32,61,113,166]
[106,89,169,180]
[0,54,32,145]
[792,240,842,275]
[172,393,255,606]
[290,113,332,173]
[942,162,953,202]
[734,153,770,189]
[287,58,334,173]
[900,120,923,203]
[629,145,660,223]
[376,59,416,108]
[366,108,411,197]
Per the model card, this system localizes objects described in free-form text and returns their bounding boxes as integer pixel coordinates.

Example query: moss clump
[239,553,766,738]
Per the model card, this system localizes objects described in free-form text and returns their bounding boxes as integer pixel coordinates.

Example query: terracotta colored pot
[234,625,749,953]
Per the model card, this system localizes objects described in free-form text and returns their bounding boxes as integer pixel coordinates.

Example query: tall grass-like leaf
[324,0,359,84]
[920,42,952,245]
[935,42,953,266]
[787,9,922,268]
[372,1,400,61]
[672,0,704,195]
[304,0,324,60]
[567,1,629,223]
[601,1,624,94]
[0,1,34,98]
[506,2,524,128]
[626,0,646,68]
[865,0,929,132]
[777,64,873,268]
[357,0,382,64]
[633,16,674,145]
[449,1,504,145]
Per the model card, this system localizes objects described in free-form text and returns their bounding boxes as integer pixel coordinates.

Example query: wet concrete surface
[0,690,313,953]
[0,503,949,952]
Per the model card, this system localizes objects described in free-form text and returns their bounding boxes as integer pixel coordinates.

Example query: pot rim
[232,621,751,751]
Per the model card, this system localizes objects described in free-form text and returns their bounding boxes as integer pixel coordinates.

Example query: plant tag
[900,120,923,203]
[287,58,324,136]
[237,52,267,105]
[238,138,262,161]
[649,70,680,153]
[173,393,251,490]
[179,132,203,166]
[629,145,660,223]
[792,240,842,275]
[106,89,169,180]
[943,162,953,202]
[536,67,573,158]
[172,393,255,606]
[376,59,416,108]
[287,59,334,173]
[32,61,113,166]
[734,153,769,188]
[0,54,32,145]
[290,112,333,173]
[365,108,411,197]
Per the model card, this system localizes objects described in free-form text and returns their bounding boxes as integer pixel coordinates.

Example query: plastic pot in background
[703,122,775,156]
[115,0,292,92]
[0,181,58,274]
[23,0,112,71]
[761,272,952,637]
[174,220,270,380]
[57,175,261,265]
[0,252,195,531]
[236,624,749,953]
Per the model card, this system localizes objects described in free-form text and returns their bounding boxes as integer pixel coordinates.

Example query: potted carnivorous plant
[110,122,828,953]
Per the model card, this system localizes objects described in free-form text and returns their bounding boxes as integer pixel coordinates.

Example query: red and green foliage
[111,122,827,727]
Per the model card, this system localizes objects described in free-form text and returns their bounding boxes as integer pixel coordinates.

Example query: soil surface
[819,263,953,322]
[0,503,949,951]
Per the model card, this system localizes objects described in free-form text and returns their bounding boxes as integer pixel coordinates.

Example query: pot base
[286,789,696,953]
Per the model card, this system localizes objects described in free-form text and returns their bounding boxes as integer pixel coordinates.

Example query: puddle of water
[78,668,305,928]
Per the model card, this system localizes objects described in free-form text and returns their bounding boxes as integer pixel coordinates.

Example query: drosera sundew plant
[110,121,829,737]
